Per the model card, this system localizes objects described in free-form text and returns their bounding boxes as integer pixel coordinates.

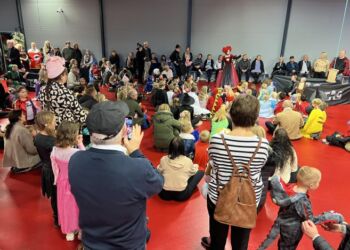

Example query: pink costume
[51,145,85,234]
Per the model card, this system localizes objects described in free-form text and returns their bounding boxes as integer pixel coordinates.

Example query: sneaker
[201,237,211,249]
[66,232,75,241]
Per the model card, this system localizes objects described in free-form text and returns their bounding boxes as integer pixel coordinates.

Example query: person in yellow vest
[301,98,327,139]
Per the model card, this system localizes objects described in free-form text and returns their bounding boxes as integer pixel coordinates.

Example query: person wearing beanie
[38,56,87,124]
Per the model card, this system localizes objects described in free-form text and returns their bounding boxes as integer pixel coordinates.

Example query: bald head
[128,89,138,100]
[283,100,293,109]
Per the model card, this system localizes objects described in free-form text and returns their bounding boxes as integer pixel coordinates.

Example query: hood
[164,156,187,169]
[153,111,174,123]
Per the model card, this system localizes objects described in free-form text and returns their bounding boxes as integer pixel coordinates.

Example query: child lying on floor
[258,166,344,250]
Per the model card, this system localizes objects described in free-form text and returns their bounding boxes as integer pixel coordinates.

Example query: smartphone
[125,117,133,140]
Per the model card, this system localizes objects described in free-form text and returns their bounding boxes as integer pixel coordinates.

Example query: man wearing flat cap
[69,101,164,250]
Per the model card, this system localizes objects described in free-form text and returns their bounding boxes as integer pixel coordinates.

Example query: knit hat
[46,56,66,79]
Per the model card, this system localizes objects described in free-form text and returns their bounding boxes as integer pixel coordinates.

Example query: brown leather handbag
[214,134,262,229]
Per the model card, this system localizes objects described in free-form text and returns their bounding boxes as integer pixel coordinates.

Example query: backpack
[214,134,261,229]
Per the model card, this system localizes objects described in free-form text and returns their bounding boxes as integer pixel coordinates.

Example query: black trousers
[265,121,277,134]
[251,72,261,84]
[238,70,250,82]
[51,186,58,225]
[313,72,326,79]
[207,198,251,250]
[159,171,204,201]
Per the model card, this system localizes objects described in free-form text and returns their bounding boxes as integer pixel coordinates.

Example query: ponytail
[5,110,22,139]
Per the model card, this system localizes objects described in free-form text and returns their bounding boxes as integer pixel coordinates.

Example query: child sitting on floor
[179,110,199,142]
[295,94,310,118]
[270,92,278,110]
[259,94,274,118]
[301,98,327,140]
[193,130,210,171]
[258,83,269,101]
[179,121,196,159]
[258,166,344,250]
[51,121,85,241]
[210,104,230,137]
[198,86,209,109]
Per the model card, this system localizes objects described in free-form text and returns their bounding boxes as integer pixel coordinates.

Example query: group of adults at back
[1,38,349,250]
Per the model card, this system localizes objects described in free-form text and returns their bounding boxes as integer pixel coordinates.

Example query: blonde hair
[179,110,191,124]
[319,101,327,111]
[200,130,210,142]
[297,166,321,187]
[181,121,193,133]
[261,83,267,89]
[295,93,301,102]
[199,86,209,101]
[271,92,278,99]
[172,97,181,107]
[38,68,48,83]
[96,93,106,103]
[212,104,227,122]
[320,52,328,60]
[246,89,253,95]
[158,104,171,112]
[312,98,323,107]
[251,125,266,138]
[241,81,249,89]
[35,111,56,137]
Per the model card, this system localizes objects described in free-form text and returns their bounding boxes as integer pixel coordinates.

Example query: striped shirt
[208,133,269,206]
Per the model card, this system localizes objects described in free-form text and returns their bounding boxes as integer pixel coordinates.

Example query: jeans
[239,70,250,82]
[144,61,151,82]
[207,198,251,250]
[159,171,204,201]
[206,69,213,82]
[251,72,261,84]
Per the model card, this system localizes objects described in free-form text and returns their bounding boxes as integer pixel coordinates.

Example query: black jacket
[151,89,168,107]
[313,225,350,250]
[251,59,265,73]
[273,62,287,72]
[170,50,181,64]
[8,47,21,67]
[109,54,120,69]
[298,60,312,73]
[73,49,83,66]
[204,59,214,70]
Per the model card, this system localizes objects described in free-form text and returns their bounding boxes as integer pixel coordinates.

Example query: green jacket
[124,98,144,125]
[152,111,181,150]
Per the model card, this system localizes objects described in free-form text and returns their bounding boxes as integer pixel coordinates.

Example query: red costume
[216,45,241,87]
[28,49,43,69]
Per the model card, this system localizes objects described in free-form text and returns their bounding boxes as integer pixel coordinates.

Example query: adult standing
[143,41,152,81]
[6,40,21,68]
[61,41,74,68]
[38,56,87,124]
[109,50,120,72]
[80,50,94,82]
[201,95,269,250]
[72,43,82,68]
[27,42,43,69]
[69,101,164,249]
[170,44,182,78]
[43,40,53,63]
[136,43,145,84]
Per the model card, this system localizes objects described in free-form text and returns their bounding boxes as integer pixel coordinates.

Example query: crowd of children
[0,38,349,249]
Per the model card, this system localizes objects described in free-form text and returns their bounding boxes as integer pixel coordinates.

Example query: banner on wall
[316,84,350,106]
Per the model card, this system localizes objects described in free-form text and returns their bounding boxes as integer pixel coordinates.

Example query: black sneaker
[201,237,211,249]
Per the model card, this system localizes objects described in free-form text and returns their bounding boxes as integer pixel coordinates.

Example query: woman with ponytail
[3,110,40,173]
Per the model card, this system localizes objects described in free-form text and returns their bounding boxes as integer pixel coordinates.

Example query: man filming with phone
[69,101,164,250]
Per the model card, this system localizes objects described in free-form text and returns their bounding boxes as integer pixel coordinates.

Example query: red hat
[222,45,232,54]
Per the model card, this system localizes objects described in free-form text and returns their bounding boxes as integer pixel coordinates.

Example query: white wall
[191,0,288,73]
[285,0,350,63]
[0,0,19,32]
[21,0,102,59]
[103,0,188,63]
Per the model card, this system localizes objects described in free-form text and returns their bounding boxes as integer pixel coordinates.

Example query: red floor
[0,86,350,250]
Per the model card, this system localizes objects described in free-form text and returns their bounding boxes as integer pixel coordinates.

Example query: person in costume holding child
[216,45,241,88]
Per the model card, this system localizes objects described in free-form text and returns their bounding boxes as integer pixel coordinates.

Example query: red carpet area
[0,86,350,250]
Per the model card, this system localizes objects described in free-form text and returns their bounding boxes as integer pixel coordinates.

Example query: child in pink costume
[51,121,85,241]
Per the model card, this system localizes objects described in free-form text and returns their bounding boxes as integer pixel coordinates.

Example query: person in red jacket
[294,94,310,118]
[193,130,210,171]
[14,87,37,125]
[274,92,289,115]
[206,88,223,115]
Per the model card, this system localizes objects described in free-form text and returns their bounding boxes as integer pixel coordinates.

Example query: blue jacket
[69,148,164,250]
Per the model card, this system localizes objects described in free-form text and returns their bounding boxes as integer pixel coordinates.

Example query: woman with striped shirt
[201,95,269,250]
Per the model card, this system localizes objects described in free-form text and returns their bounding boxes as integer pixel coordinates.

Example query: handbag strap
[215,134,262,190]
